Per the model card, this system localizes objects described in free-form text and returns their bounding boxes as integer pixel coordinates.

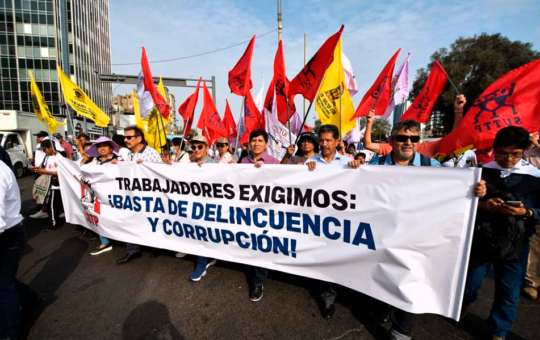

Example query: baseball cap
[53,133,63,139]
[33,131,48,138]
[190,135,208,145]
[216,137,229,144]
[297,131,317,145]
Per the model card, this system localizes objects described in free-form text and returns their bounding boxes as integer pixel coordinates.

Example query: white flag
[342,52,358,97]
[264,108,296,159]
[136,71,155,119]
[383,53,410,120]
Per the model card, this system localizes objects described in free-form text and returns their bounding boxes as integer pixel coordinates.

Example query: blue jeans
[0,224,39,338]
[99,236,109,246]
[463,242,529,338]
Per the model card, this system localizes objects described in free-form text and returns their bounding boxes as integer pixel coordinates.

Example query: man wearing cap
[281,131,319,165]
[214,137,233,164]
[186,135,219,281]
[116,126,163,265]
[53,133,74,160]
[31,131,64,169]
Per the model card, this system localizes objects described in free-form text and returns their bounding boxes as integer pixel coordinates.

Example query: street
[16,175,538,340]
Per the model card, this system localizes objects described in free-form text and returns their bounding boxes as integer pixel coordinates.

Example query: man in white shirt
[0,161,39,339]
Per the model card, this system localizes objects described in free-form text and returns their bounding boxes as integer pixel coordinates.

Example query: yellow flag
[29,70,66,132]
[157,75,171,126]
[57,66,110,127]
[133,90,165,151]
[315,38,356,138]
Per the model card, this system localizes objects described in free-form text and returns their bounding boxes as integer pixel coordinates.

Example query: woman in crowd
[281,131,319,165]
[171,137,190,163]
[112,134,130,160]
[84,137,121,255]
[214,137,234,163]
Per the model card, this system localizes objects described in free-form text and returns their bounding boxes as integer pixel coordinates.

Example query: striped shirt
[127,145,163,163]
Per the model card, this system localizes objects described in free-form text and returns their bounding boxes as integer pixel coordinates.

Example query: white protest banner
[57,156,480,320]
[264,108,296,159]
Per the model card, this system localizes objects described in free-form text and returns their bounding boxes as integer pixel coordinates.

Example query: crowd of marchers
[1,95,540,340]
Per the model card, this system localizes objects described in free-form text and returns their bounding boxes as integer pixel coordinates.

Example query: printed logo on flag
[74,89,86,103]
[371,82,384,99]
[472,83,519,133]
[232,70,248,91]
[412,87,431,119]
[298,58,317,89]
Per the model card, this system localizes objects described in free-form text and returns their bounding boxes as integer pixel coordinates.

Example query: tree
[371,118,392,142]
[313,119,323,135]
[411,33,540,136]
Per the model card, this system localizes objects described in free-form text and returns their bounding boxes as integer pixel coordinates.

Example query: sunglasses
[217,143,229,147]
[192,144,206,150]
[124,136,137,140]
[394,135,420,143]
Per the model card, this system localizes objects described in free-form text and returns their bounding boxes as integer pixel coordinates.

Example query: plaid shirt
[127,145,163,163]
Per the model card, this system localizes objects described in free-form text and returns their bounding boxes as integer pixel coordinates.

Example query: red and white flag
[140,47,170,119]
[178,77,202,138]
[440,58,540,154]
[228,36,255,96]
[399,60,447,123]
[350,48,401,119]
[222,99,237,139]
[289,25,344,102]
[197,81,227,145]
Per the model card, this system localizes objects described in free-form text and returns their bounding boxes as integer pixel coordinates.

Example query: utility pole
[277,0,283,41]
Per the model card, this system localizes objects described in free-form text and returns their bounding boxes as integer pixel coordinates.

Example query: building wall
[0,0,112,133]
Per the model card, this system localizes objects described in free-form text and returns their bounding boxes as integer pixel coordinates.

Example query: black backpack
[377,153,432,166]
[473,168,540,261]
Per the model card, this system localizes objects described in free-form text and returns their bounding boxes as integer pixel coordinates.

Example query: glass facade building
[0,0,112,136]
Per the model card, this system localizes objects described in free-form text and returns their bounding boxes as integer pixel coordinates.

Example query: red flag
[141,47,171,119]
[399,61,448,123]
[198,82,227,145]
[223,99,237,139]
[264,40,297,124]
[228,35,255,96]
[239,91,263,144]
[289,25,344,102]
[440,58,540,154]
[350,49,401,120]
[178,77,202,138]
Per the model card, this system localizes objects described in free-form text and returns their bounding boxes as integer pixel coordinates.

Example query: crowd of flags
[28,24,540,156]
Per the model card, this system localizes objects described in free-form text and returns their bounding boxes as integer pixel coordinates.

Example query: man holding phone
[462,126,540,340]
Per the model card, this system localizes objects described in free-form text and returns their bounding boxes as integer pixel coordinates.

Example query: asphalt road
[15,175,539,340]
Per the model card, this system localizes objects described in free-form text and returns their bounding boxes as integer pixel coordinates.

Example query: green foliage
[370,118,392,142]
[412,33,540,136]
[313,119,323,135]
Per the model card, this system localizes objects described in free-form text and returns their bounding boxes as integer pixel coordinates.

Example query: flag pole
[234,96,245,159]
[446,74,460,96]
[157,112,168,153]
[285,96,292,144]
[293,101,314,145]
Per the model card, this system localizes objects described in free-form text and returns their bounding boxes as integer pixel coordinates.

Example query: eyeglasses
[192,145,206,150]
[395,135,420,143]
[217,143,229,147]
[495,152,523,159]
[124,136,136,140]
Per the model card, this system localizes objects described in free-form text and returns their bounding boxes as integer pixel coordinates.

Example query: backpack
[377,153,432,166]
[473,168,540,261]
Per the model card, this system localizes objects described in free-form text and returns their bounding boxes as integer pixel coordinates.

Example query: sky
[109,0,540,127]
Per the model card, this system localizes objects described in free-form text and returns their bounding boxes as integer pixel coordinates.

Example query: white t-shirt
[43,155,60,189]
[0,161,23,233]
[442,150,477,168]
[117,147,130,161]
[35,137,64,166]
[175,151,191,164]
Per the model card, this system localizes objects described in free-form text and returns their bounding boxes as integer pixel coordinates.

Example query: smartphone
[504,201,522,206]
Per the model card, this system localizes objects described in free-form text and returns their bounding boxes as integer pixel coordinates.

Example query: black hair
[112,134,127,148]
[40,140,53,149]
[296,136,319,154]
[319,125,339,140]
[83,142,93,148]
[249,129,269,143]
[390,120,420,137]
[354,152,366,160]
[493,126,530,150]
[172,137,185,149]
[77,133,89,140]
[124,125,146,145]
